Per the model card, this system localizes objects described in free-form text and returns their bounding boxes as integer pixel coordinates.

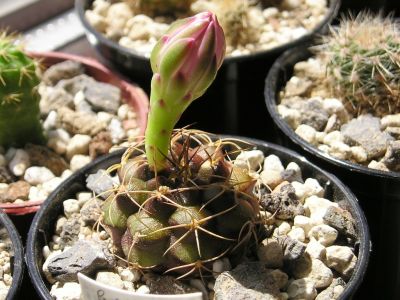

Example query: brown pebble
[89,131,113,159]
[0,180,31,202]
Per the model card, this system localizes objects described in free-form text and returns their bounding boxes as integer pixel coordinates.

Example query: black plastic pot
[75,0,340,138]
[340,0,388,13]
[26,138,369,299]
[265,45,400,299]
[0,210,24,300]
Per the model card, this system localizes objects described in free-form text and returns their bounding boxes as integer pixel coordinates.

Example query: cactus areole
[145,12,226,171]
[0,34,45,147]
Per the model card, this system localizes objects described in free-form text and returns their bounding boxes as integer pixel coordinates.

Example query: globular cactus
[102,132,260,275]
[100,12,261,277]
[0,33,45,147]
[129,0,194,17]
[320,13,400,116]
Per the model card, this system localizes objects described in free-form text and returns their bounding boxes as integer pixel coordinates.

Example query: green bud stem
[144,12,226,171]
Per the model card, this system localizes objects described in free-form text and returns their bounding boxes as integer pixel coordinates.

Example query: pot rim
[75,0,341,64]
[26,137,370,300]
[0,210,24,300]
[0,51,149,215]
[264,45,400,180]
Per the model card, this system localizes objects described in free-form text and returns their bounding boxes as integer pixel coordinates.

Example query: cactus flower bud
[145,12,226,171]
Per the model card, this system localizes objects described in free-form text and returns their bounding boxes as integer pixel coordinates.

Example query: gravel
[0,60,140,205]
[0,228,13,300]
[42,149,359,300]
[85,0,329,58]
[279,56,400,172]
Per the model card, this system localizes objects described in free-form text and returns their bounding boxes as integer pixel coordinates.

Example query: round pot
[75,0,340,138]
[0,210,24,299]
[76,0,340,73]
[0,51,149,216]
[26,138,370,299]
[264,45,400,299]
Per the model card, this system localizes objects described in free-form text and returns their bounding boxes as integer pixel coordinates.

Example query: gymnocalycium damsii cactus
[0,33,45,147]
[101,12,262,277]
[320,13,400,117]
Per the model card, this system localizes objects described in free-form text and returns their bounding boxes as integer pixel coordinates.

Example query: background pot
[0,210,24,300]
[26,137,370,300]
[75,0,340,137]
[0,51,149,216]
[265,45,400,299]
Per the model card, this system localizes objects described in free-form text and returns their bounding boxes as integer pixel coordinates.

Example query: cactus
[103,131,260,275]
[0,33,45,147]
[320,13,400,116]
[100,13,261,277]
[129,0,194,17]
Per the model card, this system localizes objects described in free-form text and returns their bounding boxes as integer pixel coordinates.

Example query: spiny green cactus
[100,13,261,277]
[0,33,45,147]
[320,13,400,116]
[102,131,260,275]
[131,0,194,17]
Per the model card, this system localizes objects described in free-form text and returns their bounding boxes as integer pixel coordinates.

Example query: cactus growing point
[0,33,45,147]
[145,11,226,171]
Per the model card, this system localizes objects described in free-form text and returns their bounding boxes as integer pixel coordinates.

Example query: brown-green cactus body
[0,35,45,147]
[122,230,168,268]
[102,135,260,275]
[103,194,138,229]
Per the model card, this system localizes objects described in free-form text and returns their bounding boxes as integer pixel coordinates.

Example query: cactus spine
[0,33,45,147]
[320,13,400,116]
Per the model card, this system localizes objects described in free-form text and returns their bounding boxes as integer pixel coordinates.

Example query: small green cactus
[103,132,260,275]
[320,13,400,116]
[100,12,261,277]
[131,0,194,17]
[0,33,45,147]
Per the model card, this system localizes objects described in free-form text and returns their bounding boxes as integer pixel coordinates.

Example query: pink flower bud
[150,11,226,100]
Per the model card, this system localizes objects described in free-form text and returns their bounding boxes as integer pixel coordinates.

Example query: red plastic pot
[0,52,149,215]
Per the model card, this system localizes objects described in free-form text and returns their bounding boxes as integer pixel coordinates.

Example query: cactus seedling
[0,33,45,147]
[101,12,262,277]
[320,13,400,116]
